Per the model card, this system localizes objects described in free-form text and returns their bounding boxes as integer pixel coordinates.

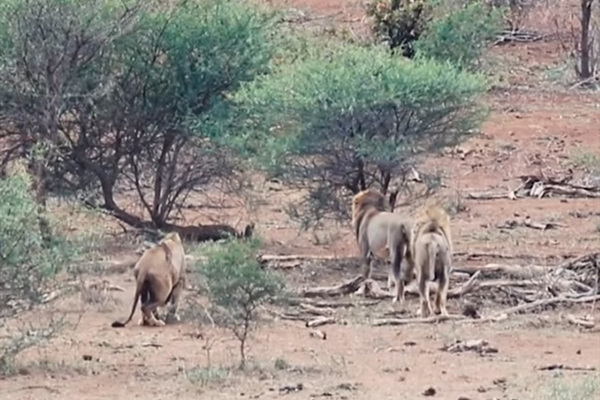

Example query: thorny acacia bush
[0,168,82,373]
[0,0,277,229]
[233,43,488,227]
[198,238,285,369]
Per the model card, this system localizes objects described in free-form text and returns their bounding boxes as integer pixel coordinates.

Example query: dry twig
[300,275,365,298]
[305,316,335,328]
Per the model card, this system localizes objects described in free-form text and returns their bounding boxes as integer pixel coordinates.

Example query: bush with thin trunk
[198,238,285,369]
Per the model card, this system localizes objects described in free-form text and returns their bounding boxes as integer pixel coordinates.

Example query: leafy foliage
[0,167,81,372]
[366,0,432,57]
[415,0,505,70]
[199,238,284,368]
[0,0,276,229]
[0,169,77,318]
[234,43,488,226]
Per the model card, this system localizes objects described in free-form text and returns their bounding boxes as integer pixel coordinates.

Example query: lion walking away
[111,232,186,328]
[351,188,414,305]
[409,204,453,317]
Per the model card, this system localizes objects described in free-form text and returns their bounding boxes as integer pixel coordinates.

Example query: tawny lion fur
[111,232,186,328]
[351,188,413,304]
[408,204,453,317]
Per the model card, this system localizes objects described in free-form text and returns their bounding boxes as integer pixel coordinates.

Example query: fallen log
[373,314,467,326]
[165,222,254,242]
[538,364,597,372]
[491,294,600,316]
[258,254,347,263]
[452,263,549,279]
[300,275,365,298]
[278,312,311,322]
[305,316,335,328]
[523,217,564,231]
[286,298,382,308]
[467,191,508,200]
[452,251,563,261]
[298,303,334,316]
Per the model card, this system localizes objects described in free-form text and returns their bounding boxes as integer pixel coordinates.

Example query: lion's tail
[400,223,412,261]
[111,270,146,328]
[427,239,437,279]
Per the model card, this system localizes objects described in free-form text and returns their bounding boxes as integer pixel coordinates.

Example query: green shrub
[199,238,284,369]
[415,0,504,70]
[234,43,488,226]
[0,168,81,373]
[0,169,72,313]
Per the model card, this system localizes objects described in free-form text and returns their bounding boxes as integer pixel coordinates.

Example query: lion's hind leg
[434,278,449,317]
[433,240,451,317]
[140,294,166,327]
[138,277,168,327]
[165,276,186,323]
[418,273,433,318]
[389,243,406,306]
[141,308,165,326]
[417,240,435,318]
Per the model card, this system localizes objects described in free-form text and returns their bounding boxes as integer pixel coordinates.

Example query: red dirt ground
[1,1,599,399]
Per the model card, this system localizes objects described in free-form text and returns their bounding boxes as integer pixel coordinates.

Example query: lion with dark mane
[351,188,413,304]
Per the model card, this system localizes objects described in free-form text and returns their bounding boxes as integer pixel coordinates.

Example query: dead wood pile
[468,173,600,200]
[270,252,599,327]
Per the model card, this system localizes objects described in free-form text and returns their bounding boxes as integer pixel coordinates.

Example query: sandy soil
[1,1,599,399]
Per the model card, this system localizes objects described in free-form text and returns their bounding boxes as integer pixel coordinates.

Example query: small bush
[274,357,290,371]
[199,238,285,369]
[537,374,599,400]
[415,0,504,70]
[571,151,600,173]
[0,168,81,373]
[366,0,432,57]
[186,366,229,386]
[0,170,73,317]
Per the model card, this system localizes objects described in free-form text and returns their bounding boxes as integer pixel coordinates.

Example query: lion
[111,231,186,328]
[409,204,453,317]
[352,188,414,305]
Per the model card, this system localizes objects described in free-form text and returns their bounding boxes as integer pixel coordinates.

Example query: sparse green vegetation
[274,357,291,371]
[536,375,600,400]
[186,366,229,386]
[571,151,600,173]
[198,237,285,369]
